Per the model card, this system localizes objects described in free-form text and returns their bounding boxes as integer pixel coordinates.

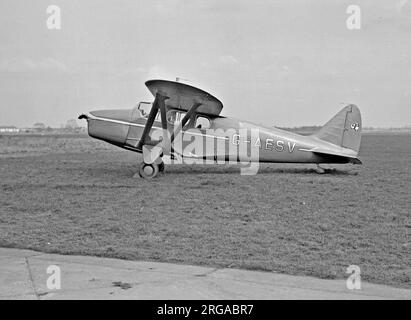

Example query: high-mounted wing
[145,79,223,116]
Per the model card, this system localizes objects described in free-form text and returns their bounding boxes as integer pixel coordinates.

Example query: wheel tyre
[159,162,165,172]
[138,162,159,179]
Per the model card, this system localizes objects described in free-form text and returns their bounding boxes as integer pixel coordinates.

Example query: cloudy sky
[0,0,410,127]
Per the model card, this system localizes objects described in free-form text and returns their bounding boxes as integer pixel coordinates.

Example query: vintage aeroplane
[78,79,362,178]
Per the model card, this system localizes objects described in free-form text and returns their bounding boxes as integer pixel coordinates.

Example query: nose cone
[84,109,132,145]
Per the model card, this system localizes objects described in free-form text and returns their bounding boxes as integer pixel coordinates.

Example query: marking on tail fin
[350,123,360,131]
[342,105,360,146]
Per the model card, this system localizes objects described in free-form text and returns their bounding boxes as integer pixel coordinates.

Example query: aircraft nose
[83,109,133,145]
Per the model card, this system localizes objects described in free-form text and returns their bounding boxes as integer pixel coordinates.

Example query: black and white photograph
[0,0,410,306]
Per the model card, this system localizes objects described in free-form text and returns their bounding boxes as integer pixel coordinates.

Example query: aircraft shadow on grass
[145,165,359,176]
[81,165,357,183]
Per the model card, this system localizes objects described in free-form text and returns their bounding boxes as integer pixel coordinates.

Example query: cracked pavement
[0,248,410,299]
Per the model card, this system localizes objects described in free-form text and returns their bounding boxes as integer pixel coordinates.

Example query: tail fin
[312,104,362,153]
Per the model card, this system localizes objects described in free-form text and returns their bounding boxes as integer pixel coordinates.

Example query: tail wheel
[315,164,326,174]
[139,162,159,179]
[159,161,165,172]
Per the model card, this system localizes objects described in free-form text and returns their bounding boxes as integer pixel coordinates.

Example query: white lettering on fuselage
[232,134,296,153]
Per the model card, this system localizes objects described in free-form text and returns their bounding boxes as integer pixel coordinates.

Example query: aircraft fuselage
[82,106,356,165]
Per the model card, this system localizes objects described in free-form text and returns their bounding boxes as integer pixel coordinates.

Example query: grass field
[0,133,410,288]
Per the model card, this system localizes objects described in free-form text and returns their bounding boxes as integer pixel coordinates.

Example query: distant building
[33,122,46,132]
[0,126,19,133]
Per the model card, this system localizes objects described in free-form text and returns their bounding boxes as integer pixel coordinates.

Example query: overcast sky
[0,0,410,128]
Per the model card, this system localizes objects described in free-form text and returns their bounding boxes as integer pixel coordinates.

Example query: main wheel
[138,162,159,179]
[159,161,165,172]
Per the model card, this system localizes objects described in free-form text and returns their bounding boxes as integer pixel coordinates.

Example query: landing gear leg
[315,164,325,174]
[159,161,165,173]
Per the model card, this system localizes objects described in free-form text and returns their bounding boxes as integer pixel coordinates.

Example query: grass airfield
[0,133,410,288]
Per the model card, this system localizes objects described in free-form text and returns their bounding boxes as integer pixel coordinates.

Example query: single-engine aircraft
[79,79,362,178]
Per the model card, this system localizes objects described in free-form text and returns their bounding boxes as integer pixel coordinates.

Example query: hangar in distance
[79,79,362,178]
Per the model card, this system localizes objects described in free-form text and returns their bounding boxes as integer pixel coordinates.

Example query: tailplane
[312,104,362,154]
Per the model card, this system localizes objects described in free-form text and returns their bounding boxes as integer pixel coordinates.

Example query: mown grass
[0,133,410,288]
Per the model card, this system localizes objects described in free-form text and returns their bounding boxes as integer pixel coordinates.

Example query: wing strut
[170,102,201,142]
[160,102,201,160]
[138,94,202,165]
[136,93,168,151]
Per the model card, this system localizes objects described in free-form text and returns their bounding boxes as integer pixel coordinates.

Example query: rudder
[312,104,362,153]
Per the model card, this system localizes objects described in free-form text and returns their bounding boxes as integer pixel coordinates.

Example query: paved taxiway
[0,248,409,299]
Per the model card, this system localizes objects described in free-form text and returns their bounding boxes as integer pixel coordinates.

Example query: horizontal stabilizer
[311,149,362,164]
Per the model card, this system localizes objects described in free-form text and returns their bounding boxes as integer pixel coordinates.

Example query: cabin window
[195,116,211,129]
[138,102,152,117]
[166,110,187,125]
[138,102,160,121]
